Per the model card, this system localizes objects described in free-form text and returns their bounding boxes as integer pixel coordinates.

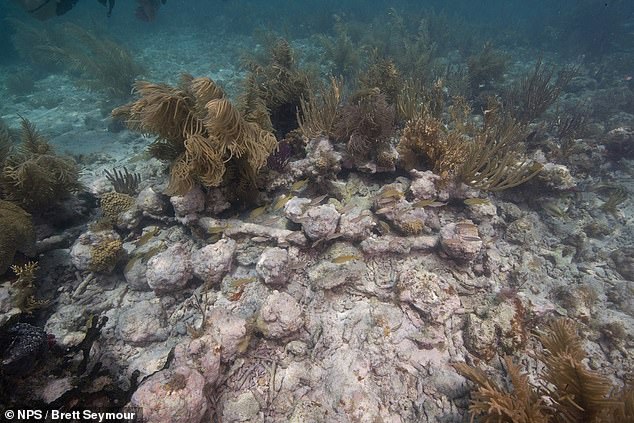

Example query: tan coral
[90,238,123,273]
[100,192,135,221]
[113,75,277,198]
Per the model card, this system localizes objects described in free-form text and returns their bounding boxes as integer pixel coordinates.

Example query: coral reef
[455,319,634,423]
[0,200,35,275]
[333,89,397,171]
[0,118,82,213]
[113,75,277,201]
[241,38,312,137]
[10,20,144,101]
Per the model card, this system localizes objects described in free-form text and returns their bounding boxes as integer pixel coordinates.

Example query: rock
[191,238,237,285]
[256,291,303,339]
[136,187,168,216]
[301,204,341,240]
[308,246,366,290]
[170,186,205,221]
[173,335,222,386]
[256,247,290,286]
[146,243,193,294]
[338,208,375,241]
[117,299,169,345]
[70,230,123,273]
[603,126,634,159]
[439,221,483,261]
[222,391,261,422]
[38,377,74,404]
[129,366,208,423]
[505,215,538,245]
[206,309,249,363]
[360,235,412,255]
[397,267,460,324]
[538,163,576,190]
[611,248,634,281]
[123,253,151,291]
[409,170,440,200]
[283,197,312,223]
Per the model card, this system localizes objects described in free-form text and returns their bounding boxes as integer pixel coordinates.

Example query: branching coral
[455,318,634,423]
[505,59,576,124]
[458,107,542,191]
[359,54,402,106]
[0,118,82,212]
[467,42,508,94]
[113,75,277,199]
[398,108,469,181]
[241,38,312,137]
[10,20,144,101]
[0,200,35,275]
[333,88,396,168]
[297,76,343,140]
[319,15,362,80]
[398,99,541,191]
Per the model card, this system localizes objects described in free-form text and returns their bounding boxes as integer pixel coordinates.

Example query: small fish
[462,236,482,242]
[290,179,309,192]
[375,207,392,215]
[412,199,447,208]
[273,194,292,211]
[411,199,436,208]
[207,225,228,234]
[378,220,391,234]
[249,206,267,219]
[464,198,491,206]
[310,194,329,206]
[379,188,403,199]
[331,254,361,264]
[231,277,257,287]
[348,212,369,223]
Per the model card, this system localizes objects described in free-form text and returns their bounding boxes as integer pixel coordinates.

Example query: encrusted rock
[70,230,123,273]
[136,187,168,216]
[463,313,497,361]
[117,299,169,345]
[338,207,375,241]
[256,247,290,286]
[256,291,303,339]
[129,366,208,423]
[191,238,237,285]
[611,248,634,281]
[308,254,366,290]
[206,309,249,362]
[173,334,221,386]
[409,170,440,200]
[170,186,205,221]
[222,390,261,422]
[603,126,634,159]
[439,220,482,261]
[538,163,576,190]
[397,267,460,324]
[146,243,193,294]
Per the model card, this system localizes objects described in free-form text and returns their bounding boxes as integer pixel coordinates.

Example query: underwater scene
[0,0,634,421]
